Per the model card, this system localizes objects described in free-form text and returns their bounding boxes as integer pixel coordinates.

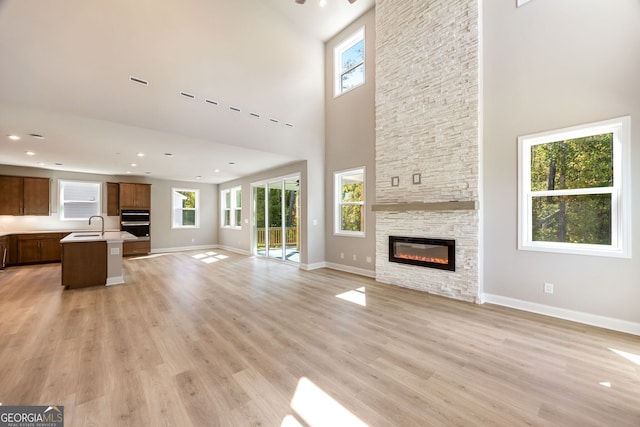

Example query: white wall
[483,0,640,324]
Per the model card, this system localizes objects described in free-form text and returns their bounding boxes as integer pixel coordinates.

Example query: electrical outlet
[110,247,119,255]
[340,252,344,259]
[366,256,372,263]
[192,238,196,243]
[352,254,357,261]
[544,282,554,294]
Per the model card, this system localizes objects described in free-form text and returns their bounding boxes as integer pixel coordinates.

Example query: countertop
[60,231,138,243]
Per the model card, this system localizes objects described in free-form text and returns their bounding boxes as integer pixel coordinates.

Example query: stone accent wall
[375,0,480,302]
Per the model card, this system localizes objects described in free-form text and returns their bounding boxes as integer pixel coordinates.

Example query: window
[518,116,631,257]
[335,168,365,236]
[334,27,365,97]
[221,186,242,228]
[172,188,199,228]
[59,180,101,220]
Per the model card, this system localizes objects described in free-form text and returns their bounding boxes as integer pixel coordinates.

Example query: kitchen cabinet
[16,233,65,264]
[0,236,7,269]
[119,183,151,210]
[0,175,50,216]
[123,240,150,256]
[107,182,120,216]
[61,241,107,288]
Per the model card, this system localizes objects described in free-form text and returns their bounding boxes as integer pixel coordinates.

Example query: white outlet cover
[110,247,120,255]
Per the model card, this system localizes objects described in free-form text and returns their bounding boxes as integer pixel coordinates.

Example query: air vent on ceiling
[269,118,279,123]
[129,76,149,86]
[205,98,219,106]
[229,106,241,112]
[285,123,294,128]
[180,91,196,99]
[250,112,260,118]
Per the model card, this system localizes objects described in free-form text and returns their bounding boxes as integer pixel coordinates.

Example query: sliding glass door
[252,176,300,263]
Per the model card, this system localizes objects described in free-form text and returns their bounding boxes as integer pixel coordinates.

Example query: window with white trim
[172,188,199,228]
[334,168,365,237]
[59,180,101,220]
[334,27,365,97]
[518,116,631,257]
[221,186,242,228]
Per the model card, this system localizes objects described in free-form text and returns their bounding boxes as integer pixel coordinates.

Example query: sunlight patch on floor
[287,377,368,427]
[128,253,170,260]
[192,251,229,264]
[336,287,366,307]
[609,348,640,366]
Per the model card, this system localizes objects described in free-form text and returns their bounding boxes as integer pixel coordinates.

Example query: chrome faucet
[89,215,105,235]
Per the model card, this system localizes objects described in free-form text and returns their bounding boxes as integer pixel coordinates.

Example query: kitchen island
[60,231,137,288]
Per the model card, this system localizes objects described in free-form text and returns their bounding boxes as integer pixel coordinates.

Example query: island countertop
[61,231,138,243]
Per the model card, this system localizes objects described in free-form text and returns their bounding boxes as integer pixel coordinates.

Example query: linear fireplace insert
[389,236,455,271]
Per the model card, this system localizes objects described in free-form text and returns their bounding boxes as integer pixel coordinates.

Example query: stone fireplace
[375,0,481,303]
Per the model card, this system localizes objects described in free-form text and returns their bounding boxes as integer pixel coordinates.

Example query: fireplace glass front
[389,236,455,271]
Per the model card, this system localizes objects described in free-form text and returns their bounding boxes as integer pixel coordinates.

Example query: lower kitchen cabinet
[61,241,107,288]
[16,233,66,264]
[123,240,150,256]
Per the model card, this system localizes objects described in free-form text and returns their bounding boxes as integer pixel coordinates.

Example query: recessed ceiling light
[214,169,220,173]
[126,171,132,174]
[29,133,45,139]
[8,134,20,141]
[136,152,145,157]
[37,162,45,166]
[130,163,137,167]
[196,176,202,180]
[25,151,36,156]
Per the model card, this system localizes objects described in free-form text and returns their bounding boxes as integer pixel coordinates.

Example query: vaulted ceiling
[0,0,374,183]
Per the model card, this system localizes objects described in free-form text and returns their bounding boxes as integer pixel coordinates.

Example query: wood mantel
[371,200,479,212]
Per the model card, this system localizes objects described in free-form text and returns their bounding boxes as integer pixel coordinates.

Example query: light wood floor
[0,250,639,427]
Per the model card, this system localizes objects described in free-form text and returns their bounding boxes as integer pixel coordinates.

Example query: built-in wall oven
[121,209,150,239]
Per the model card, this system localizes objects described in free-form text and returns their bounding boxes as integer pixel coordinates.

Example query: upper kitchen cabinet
[119,183,151,210]
[0,175,50,216]
[107,182,120,216]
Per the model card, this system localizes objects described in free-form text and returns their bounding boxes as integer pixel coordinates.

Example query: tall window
[334,27,365,97]
[59,180,101,220]
[334,168,365,237]
[172,188,199,228]
[518,116,631,257]
[221,186,242,228]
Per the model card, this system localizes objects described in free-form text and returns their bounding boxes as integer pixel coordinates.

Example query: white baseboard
[106,276,124,286]
[216,245,251,256]
[325,262,376,278]
[482,293,640,336]
[300,261,327,271]
[151,244,220,254]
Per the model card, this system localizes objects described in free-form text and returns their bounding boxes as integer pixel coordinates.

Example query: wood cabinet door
[40,238,62,262]
[23,177,50,215]
[17,238,41,264]
[0,176,23,215]
[119,183,137,209]
[107,182,120,216]
[135,184,151,209]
